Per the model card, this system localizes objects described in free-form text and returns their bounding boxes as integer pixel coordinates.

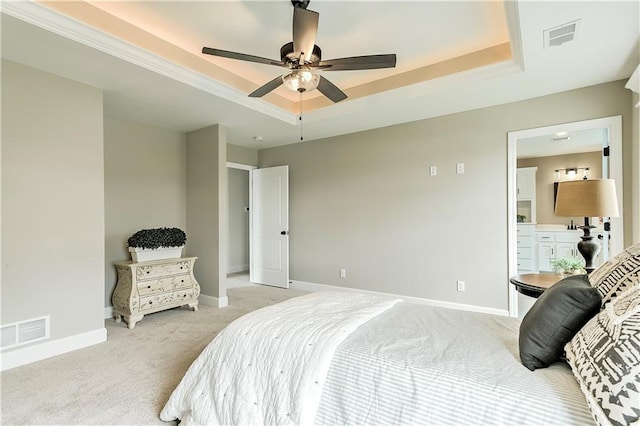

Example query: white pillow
[565,284,640,426]
[589,243,640,307]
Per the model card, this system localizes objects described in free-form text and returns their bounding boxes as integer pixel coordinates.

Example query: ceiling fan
[202,0,397,103]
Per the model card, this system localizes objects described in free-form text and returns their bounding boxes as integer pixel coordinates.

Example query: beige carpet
[1,286,308,425]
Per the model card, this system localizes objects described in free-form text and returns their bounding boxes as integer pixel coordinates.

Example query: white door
[250,166,289,288]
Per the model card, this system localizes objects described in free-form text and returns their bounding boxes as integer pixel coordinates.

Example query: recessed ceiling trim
[18,0,519,118]
[304,43,514,111]
[2,1,297,125]
[503,0,524,71]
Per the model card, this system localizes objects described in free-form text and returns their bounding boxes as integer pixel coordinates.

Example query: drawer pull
[181,279,184,283]
[147,285,151,289]
[149,301,153,304]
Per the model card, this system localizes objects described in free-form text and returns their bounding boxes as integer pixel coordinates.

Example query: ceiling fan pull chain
[299,92,304,141]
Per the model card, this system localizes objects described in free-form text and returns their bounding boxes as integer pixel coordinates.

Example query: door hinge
[604,221,611,231]
[603,146,610,157]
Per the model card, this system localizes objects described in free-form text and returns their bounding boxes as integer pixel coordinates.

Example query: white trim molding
[226,280,257,290]
[626,65,640,107]
[227,264,249,274]
[1,328,107,371]
[199,294,229,309]
[226,162,257,171]
[506,115,624,317]
[290,280,509,317]
[104,306,114,320]
[0,1,296,125]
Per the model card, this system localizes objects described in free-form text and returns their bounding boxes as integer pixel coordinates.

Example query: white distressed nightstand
[112,257,200,329]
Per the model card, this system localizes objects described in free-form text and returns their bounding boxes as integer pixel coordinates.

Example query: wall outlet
[429,166,437,176]
[340,268,347,278]
[457,280,466,292]
[456,163,465,174]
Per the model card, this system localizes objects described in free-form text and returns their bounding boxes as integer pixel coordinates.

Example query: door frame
[507,116,623,317]
[227,162,257,282]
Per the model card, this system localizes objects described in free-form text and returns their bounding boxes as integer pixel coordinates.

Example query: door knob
[280,231,288,235]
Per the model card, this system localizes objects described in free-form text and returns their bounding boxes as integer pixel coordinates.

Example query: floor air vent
[544,20,581,49]
[1,316,49,350]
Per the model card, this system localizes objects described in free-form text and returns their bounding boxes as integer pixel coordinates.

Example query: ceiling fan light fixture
[282,69,320,93]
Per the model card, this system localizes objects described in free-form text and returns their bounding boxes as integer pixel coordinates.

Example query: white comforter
[160,291,400,425]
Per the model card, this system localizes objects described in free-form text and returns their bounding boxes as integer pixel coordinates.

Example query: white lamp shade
[555,179,619,217]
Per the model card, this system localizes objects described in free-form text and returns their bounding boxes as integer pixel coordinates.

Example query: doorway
[507,116,623,317]
[226,163,290,289]
[227,162,255,288]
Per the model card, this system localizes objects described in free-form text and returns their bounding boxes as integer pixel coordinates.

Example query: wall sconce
[555,167,590,180]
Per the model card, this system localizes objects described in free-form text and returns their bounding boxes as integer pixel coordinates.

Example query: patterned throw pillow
[589,243,640,307]
[565,285,640,426]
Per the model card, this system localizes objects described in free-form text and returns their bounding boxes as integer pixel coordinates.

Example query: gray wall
[259,80,633,311]
[518,151,602,225]
[186,125,227,300]
[228,168,250,272]
[104,116,186,307]
[228,143,258,166]
[1,60,105,341]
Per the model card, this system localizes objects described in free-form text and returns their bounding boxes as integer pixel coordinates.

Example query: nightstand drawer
[135,260,192,281]
[139,288,197,312]
[137,274,192,296]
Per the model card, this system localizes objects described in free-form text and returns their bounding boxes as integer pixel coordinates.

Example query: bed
[161,244,640,426]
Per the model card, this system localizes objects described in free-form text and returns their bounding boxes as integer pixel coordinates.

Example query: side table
[509,273,564,298]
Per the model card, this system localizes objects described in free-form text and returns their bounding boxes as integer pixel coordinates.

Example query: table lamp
[554,179,619,273]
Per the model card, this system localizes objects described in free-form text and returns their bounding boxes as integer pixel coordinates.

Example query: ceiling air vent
[544,20,581,49]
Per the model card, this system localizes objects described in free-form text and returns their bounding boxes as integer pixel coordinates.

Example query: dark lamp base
[577,219,600,274]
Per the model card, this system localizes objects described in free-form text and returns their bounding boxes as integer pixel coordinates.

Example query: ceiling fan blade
[317,54,397,71]
[317,76,347,103]
[248,75,284,98]
[202,47,286,67]
[293,7,319,63]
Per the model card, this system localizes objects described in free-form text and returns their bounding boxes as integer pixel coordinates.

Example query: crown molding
[1,1,297,125]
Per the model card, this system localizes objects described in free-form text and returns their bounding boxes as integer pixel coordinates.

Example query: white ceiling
[2,1,639,149]
[517,128,605,159]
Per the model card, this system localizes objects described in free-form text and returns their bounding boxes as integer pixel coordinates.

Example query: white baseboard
[199,294,229,309]
[290,280,510,317]
[1,327,107,371]
[227,264,249,274]
[226,280,258,289]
